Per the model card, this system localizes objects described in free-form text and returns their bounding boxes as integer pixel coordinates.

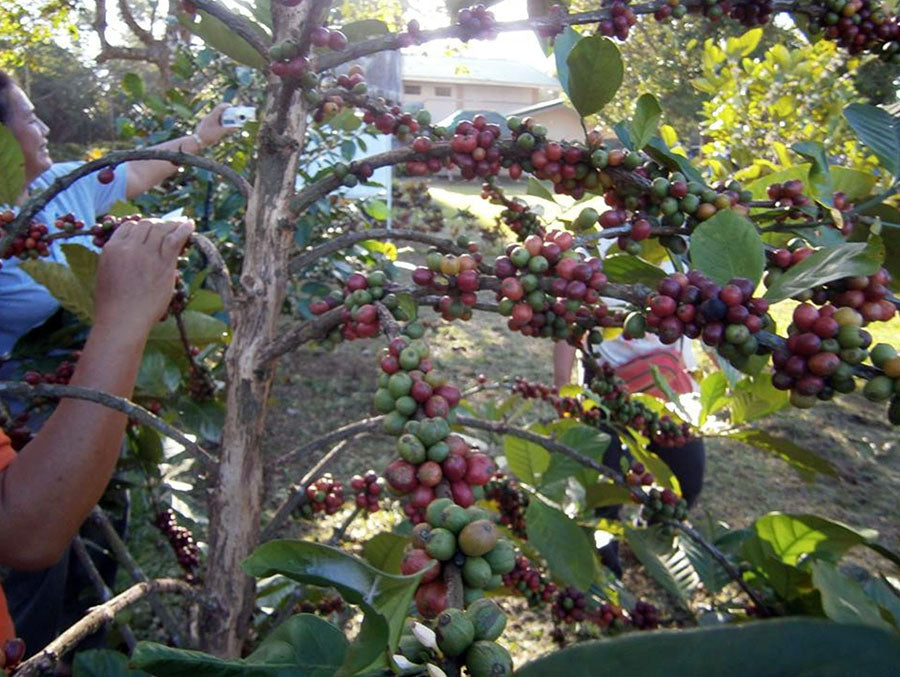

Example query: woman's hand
[93,218,195,336]
[195,103,240,148]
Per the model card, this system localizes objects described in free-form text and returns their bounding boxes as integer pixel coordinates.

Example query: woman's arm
[553,341,577,390]
[125,103,235,200]
[0,219,194,570]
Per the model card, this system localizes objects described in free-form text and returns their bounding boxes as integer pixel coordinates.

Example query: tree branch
[188,0,270,61]
[0,382,217,470]
[90,507,194,648]
[2,150,250,255]
[117,0,155,45]
[274,416,383,468]
[14,578,198,677]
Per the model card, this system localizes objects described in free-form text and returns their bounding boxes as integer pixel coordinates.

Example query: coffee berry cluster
[455,4,499,42]
[501,554,558,607]
[640,486,689,522]
[0,213,50,264]
[153,509,200,581]
[552,587,655,632]
[448,114,505,181]
[297,595,345,616]
[480,180,544,240]
[596,1,638,41]
[493,230,610,341]
[23,359,77,387]
[484,472,529,539]
[350,470,383,513]
[401,498,515,617]
[397,599,512,677]
[376,330,496,519]
[309,270,394,344]
[299,474,346,517]
[412,249,483,322]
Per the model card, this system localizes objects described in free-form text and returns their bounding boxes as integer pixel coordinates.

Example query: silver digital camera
[221,106,257,127]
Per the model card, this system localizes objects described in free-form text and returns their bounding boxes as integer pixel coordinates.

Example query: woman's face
[4,85,52,184]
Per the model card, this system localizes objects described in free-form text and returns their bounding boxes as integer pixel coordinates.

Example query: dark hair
[0,71,14,125]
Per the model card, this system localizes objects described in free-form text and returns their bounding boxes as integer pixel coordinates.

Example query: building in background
[401,55,560,121]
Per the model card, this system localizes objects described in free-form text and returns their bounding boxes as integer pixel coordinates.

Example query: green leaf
[791,141,834,205]
[553,26,581,98]
[73,649,151,676]
[811,561,895,630]
[339,19,390,43]
[363,199,390,221]
[540,423,609,488]
[61,244,99,295]
[648,365,689,419]
[763,239,883,302]
[690,209,765,286]
[176,398,224,443]
[612,121,634,151]
[186,289,225,314]
[754,513,877,567]
[677,533,731,594]
[584,480,633,508]
[503,434,550,485]
[624,526,698,608]
[744,165,876,202]
[360,239,397,260]
[698,372,728,426]
[396,293,418,322]
[122,72,145,100]
[601,254,666,286]
[863,576,900,628]
[242,541,425,676]
[148,311,229,351]
[136,349,182,398]
[525,497,596,589]
[513,618,900,676]
[20,259,94,324]
[0,125,25,206]
[728,374,789,424]
[361,532,408,574]
[644,136,705,184]
[526,176,556,202]
[178,11,267,69]
[723,429,837,480]
[630,94,662,150]
[132,615,347,677]
[844,103,900,178]
[619,433,680,494]
[566,35,623,118]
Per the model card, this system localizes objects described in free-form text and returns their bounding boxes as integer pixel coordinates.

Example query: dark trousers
[596,432,706,576]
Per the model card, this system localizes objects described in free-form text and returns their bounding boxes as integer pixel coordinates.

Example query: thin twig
[0,382,217,470]
[90,507,192,648]
[263,434,372,541]
[71,536,138,651]
[14,578,197,677]
[328,507,363,545]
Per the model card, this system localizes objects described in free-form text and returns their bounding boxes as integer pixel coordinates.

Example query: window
[403,84,422,95]
[435,86,452,97]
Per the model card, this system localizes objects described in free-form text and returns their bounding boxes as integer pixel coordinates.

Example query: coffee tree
[2,0,900,675]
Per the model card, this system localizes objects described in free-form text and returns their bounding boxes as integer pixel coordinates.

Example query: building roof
[402,55,560,89]
[436,109,511,133]
[508,97,570,116]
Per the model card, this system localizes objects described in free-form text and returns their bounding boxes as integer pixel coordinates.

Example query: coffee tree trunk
[199,3,322,655]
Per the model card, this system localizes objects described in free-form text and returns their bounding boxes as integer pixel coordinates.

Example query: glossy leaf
[624,527,698,607]
[744,164,876,201]
[698,372,728,426]
[148,311,229,352]
[566,35,623,118]
[242,541,425,676]
[0,125,25,206]
[601,254,667,286]
[690,209,766,286]
[630,93,662,150]
[525,497,595,589]
[526,176,556,202]
[514,618,900,676]
[644,136,705,184]
[728,374,789,424]
[764,237,883,302]
[178,11,267,69]
[73,649,151,676]
[340,19,389,43]
[811,561,895,630]
[540,422,609,489]
[724,429,837,480]
[584,480,633,508]
[361,532,408,574]
[612,121,634,151]
[754,512,877,566]
[122,72,145,100]
[677,533,731,594]
[791,141,834,205]
[132,615,347,677]
[504,433,550,485]
[844,103,900,178]
[553,26,581,90]
[20,259,94,324]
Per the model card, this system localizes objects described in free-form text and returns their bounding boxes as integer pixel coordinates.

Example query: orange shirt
[0,430,16,643]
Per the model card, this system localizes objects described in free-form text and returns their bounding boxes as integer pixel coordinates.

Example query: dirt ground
[256,182,899,660]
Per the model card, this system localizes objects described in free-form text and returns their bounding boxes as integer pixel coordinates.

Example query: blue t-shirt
[0,162,128,356]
